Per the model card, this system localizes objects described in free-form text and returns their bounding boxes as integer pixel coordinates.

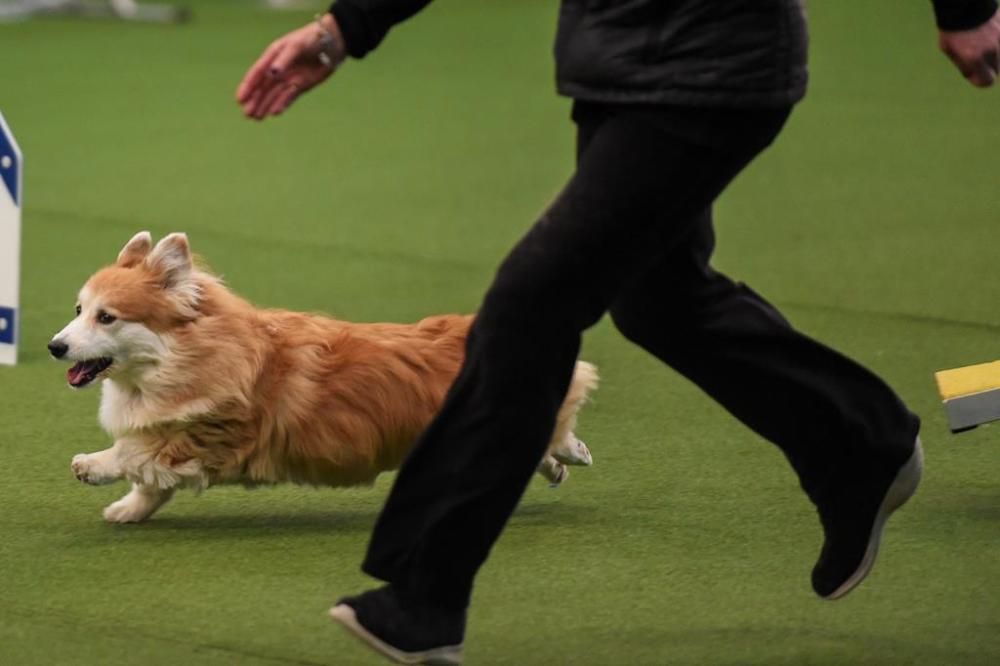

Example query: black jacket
[330,0,998,108]
[554,0,807,107]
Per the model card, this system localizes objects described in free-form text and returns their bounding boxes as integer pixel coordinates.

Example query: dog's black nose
[48,341,68,359]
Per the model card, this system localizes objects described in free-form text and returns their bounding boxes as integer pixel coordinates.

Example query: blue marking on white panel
[0,117,20,206]
[0,307,14,345]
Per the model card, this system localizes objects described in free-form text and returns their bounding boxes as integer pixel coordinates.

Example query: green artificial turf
[1,1,999,664]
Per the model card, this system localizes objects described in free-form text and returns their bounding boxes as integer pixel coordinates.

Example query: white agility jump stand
[0,112,22,366]
[0,0,189,23]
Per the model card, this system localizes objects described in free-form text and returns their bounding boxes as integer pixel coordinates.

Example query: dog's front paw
[71,453,117,486]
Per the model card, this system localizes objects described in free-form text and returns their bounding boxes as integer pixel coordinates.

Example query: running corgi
[49,232,597,522]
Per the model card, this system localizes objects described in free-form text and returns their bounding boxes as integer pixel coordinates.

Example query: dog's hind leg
[103,483,176,524]
[537,455,569,487]
[542,360,597,474]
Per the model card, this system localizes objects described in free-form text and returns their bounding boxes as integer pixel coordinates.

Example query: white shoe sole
[329,604,464,665]
[823,436,924,601]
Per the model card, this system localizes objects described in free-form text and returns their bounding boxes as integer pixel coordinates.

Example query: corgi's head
[48,232,203,388]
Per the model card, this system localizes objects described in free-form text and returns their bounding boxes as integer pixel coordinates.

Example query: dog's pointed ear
[117,231,153,268]
[145,232,193,288]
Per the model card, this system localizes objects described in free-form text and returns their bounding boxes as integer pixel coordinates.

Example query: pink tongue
[67,363,90,386]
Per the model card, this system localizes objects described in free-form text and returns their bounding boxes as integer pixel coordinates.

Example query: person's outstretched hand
[237,13,347,120]
[940,8,1000,87]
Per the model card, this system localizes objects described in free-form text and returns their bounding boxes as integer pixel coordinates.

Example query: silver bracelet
[314,14,342,68]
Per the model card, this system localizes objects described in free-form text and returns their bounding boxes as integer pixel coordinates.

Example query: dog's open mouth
[67,358,113,388]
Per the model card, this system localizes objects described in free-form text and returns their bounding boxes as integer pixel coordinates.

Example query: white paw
[71,453,116,486]
[548,464,569,488]
[103,496,153,523]
[537,456,569,487]
[552,438,593,467]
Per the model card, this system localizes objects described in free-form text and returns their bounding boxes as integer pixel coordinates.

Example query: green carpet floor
[1,1,998,663]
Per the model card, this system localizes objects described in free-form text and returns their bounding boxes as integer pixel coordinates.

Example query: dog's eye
[75,305,82,316]
[96,311,117,325]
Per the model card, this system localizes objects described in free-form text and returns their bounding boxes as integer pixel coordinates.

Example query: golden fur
[56,232,598,522]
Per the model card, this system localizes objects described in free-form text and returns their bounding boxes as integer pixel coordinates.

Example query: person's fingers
[947,47,999,87]
[984,47,1000,78]
[240,86,266,118]
[942,45,985,83]
[969,63,997,87]
[252,81,290,120]
[236,40,285,103]
[245,76,285,119]
[267,82,302,116]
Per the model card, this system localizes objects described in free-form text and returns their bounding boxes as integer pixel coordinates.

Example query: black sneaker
[329,586,465,665]
[811,436,924,600]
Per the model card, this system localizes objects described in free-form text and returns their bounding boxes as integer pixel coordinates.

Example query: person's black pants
[360,101,921,609]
